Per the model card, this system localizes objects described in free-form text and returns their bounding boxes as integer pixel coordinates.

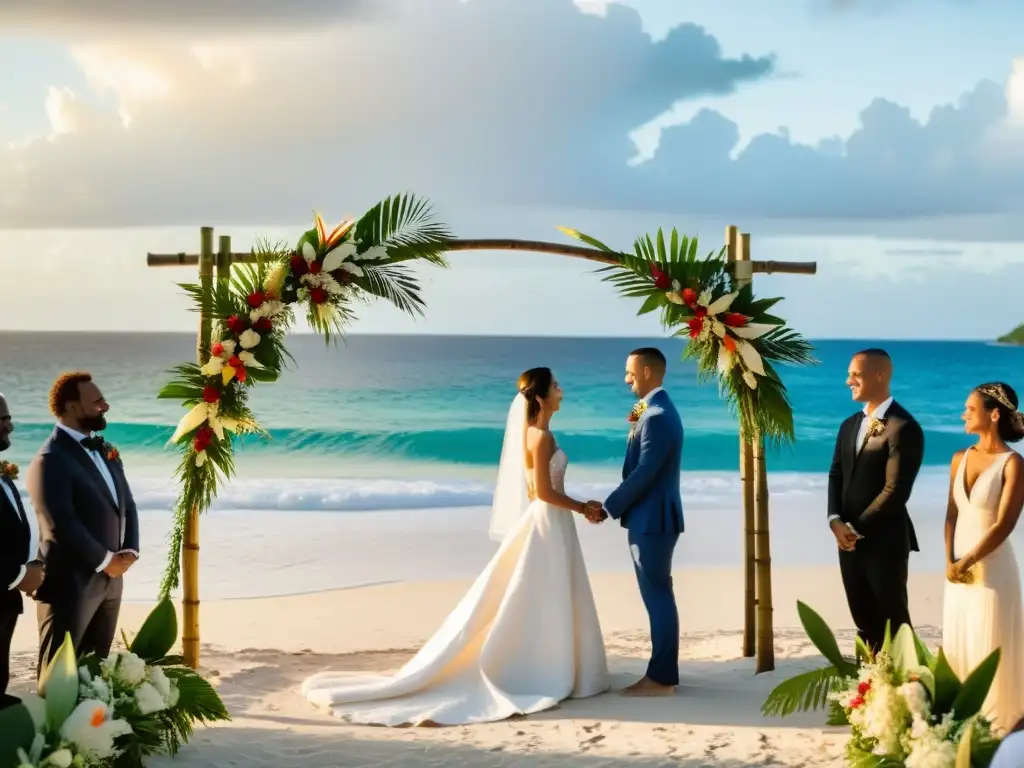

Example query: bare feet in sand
[619,677,676,697]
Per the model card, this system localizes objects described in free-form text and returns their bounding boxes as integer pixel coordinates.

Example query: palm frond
[761,664,846,717]
[356,193,451,265]
[361,262,428,317]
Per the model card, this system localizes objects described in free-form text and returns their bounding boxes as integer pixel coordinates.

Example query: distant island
[997,324,1024,344]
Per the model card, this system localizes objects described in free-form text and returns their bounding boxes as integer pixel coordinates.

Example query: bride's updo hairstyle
[975,382,1024,443]
[518,367,554,423]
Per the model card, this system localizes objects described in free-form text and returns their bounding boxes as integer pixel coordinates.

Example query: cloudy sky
[2,0,1023,338]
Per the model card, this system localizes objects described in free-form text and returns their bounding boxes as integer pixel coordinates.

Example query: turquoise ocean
[0,332,1021,599]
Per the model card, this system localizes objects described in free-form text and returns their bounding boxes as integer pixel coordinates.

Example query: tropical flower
[59,699,132,759]
[200,339,264,385]
[0,460,18,480]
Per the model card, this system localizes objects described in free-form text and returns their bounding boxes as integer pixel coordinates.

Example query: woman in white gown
[943,381,1024,733]
[301,367,610,725]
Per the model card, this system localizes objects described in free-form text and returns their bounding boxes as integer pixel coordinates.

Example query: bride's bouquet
[763,602,1003,767]
[0,599,229,768]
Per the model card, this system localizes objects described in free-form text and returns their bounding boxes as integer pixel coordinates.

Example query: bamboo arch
[146,227,816,673]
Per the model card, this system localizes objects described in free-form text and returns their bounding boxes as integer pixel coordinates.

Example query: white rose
[898,681,929,719]
[113,652,147,686]
[135,682,170,715]
[238,328,261,350]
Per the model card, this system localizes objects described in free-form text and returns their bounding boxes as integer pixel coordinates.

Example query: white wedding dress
[301,396,609,726]
[942,448,1024,733]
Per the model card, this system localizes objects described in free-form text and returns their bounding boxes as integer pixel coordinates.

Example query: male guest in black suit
[0,393,45,708]
[828,349,925,652]
[26,372,140,672]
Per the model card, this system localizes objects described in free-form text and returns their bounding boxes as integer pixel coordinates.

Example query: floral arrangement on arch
[762,602,1003,767]
[155,194,450,596]
[558,226,815,444]
[0,599,229,768]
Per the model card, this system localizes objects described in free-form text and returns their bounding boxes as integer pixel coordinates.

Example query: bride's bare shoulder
[950,448,968,474]
[525,426,555,452]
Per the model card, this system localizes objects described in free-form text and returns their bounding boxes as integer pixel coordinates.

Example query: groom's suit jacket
[26,427,140,605]
[827,400,924,556]
[605,389,684,534]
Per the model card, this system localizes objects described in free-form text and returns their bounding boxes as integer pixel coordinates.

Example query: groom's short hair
[630,347,667,374]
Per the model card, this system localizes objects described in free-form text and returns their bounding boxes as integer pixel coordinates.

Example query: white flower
[135,682,170,715]
[111,652,147,686]
[742,370,758,389]
[89,677,112,702]
[59,700,133,760]
[321,241,358,272]
[898,681,930,720]
[43,749,73,768]
[238,328,261,350]
[147,666,179,706]
[250,299,285,323]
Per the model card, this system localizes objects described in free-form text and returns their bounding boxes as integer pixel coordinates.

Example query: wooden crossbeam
[146,237,817,275]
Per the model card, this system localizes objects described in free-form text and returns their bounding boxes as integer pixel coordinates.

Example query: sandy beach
[9,566,947,767]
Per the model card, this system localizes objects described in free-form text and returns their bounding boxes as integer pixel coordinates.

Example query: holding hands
[581,500,608,524]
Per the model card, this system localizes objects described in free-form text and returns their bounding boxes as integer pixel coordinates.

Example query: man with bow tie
[26,372,140,673]
[0,393,44,708]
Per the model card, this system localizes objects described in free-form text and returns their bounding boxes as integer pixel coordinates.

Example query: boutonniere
[627,401,647,440]
[627,401,648,424]
[104,443,121,463]
[0,460,18,480]
[866,418,886,439]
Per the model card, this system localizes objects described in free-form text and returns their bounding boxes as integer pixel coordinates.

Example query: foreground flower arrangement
[156,194,451,596]
[0,599,229,767]
[762,602,1003,767]
[558,227,814,444]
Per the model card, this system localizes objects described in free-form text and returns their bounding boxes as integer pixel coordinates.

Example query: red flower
[226,315,247,334]
[649,263,671,291]
[246,290,265,309]
[202,385,220,403]
[210,342,224,357]
[106,447,120,462]
[857,681,871,696]
[289,253,308,276]
[681,288,698,306]
[235,366,248,383]
[310,287,328,304]
[228,355,242,367]
[724,312,747,327]
[722,334,736,353]
[687,317,703,338]
[193,425,215,452]
[694,305,708,319]
[309,260,322,275]
[849,695,864,709]
[253,316,272,332]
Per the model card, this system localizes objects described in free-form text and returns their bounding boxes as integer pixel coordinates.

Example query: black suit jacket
[0,476,31,616]
[827,401,925,555]
[26,428,140,604]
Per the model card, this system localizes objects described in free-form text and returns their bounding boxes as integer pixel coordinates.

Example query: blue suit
[604,388,683,686]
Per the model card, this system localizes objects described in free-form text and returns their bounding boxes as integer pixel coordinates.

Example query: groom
[588,347,683,697]
[828,349,924,653]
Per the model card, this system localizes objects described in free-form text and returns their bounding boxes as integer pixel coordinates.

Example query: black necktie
[1,477,27,526]
[81,435,104,453]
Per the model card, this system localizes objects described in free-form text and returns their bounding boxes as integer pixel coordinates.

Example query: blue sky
[1,0,1023,338]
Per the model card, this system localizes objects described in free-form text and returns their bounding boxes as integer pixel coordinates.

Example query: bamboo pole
[145,239,817,276]
[729,227,756,659]
[743,229,776,673]
[181,227,215,670]
[753,427,775,672]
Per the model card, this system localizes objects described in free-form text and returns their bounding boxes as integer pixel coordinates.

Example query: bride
[943,381,1024,733]
[301,367,610,725]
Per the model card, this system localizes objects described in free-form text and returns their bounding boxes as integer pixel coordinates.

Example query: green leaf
[913,632,936,670]
[797,602,857,676]
[890,624,919,674]
[0,704,34,768]
[932,648,962,715]
[637,292,665,316]
[129,598,179,661]
[39,632,79,730]
[761,664,844,717]
[158,383,203,400]
[951,647,1000,721]
[557,225,616,252]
